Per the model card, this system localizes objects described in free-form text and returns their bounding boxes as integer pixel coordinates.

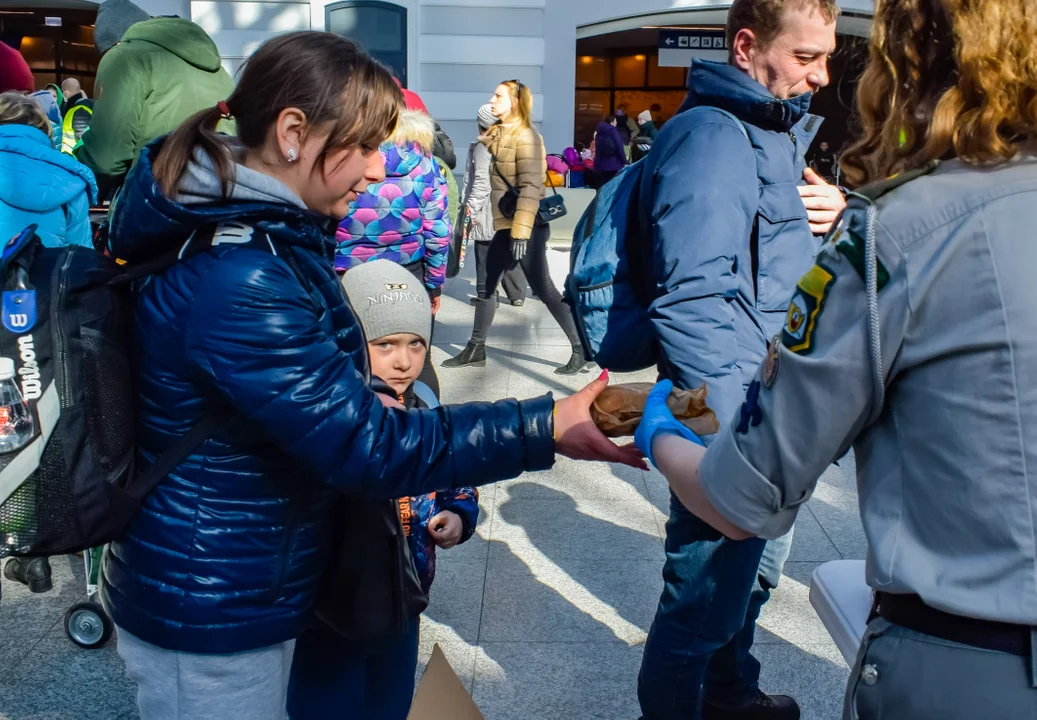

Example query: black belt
[875,592,1032,658]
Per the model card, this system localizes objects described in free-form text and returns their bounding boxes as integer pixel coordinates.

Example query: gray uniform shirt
[700,157,1037,625]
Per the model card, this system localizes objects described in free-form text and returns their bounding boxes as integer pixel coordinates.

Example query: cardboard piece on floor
[408,643,484,720]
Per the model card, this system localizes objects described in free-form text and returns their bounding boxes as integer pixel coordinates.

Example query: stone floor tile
[423,558,488,644]
[0,554,87,663]
[416,626,479,693]
[489,496,662,561]
[788,506,842,562]
[480,550,662,644]
[754,642,850,720]
[757,561,840,646]
[0,625,136,720]
[501,457,646,503]
[472,641,645,720]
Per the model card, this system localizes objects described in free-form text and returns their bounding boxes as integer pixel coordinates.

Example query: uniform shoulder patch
[782,263,835,355]
[828,226,889,291]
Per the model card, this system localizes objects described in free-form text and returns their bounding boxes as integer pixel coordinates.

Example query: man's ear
[730,28,757,71]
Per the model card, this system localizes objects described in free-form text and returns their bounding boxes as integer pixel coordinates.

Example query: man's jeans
[638,493,794,720]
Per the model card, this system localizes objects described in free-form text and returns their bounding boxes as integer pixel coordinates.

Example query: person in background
[0,41,34,95]
[461,103,527,307]
[102,33,642,719]
[0,92,97,249]
[591,113,627,189]
[0,92,97,595]
[59,77,94,154]
[635,0,1037,717]
[443,79,590,375]
[614,102,639,148]
[637,109,659,140]
[650,102,664,128]
[395,80,459,225]
[76,0,233,196]
[289,259,480,720]
[635,0,846,717]
[336,107,449,397]
[808,140,837,183]
[29,87,62,148]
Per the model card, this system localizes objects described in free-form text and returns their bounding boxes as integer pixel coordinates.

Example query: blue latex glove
[634,380,705,468]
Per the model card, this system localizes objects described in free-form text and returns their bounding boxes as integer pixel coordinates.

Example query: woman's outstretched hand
[555,370,648,470]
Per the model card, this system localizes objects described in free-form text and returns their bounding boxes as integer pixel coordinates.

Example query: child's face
[368,333,427,397]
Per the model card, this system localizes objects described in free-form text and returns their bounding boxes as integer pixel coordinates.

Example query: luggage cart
[63,547,113,650]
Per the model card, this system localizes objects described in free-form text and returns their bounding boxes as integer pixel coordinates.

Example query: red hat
[393,77,428,113]
[0,41,34,94]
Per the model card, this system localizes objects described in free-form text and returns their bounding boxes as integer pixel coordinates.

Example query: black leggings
[470,224,580,346]
[475,240,526,302]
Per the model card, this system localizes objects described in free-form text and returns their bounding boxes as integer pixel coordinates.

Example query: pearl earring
[287,148,298,163]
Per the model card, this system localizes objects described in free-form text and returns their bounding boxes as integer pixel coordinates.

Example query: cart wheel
[64,601,113,649]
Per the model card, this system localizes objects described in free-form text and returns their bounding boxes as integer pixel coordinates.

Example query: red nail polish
[598,369,609,381]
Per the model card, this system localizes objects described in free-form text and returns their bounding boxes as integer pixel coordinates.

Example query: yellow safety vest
[61,104,93,155]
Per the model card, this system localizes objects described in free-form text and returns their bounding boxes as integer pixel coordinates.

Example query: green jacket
[76,17,234,185]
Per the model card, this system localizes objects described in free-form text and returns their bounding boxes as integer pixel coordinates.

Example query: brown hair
[154,32,402,198]
[500,80,534,129]
[725,0,840,55]
[840,0,1037,187]
[0,92,52,136]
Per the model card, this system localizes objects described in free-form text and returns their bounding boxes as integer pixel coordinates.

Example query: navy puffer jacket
[100,140,556,654]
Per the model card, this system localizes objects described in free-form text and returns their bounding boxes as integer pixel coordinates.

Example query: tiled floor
[0,254,864,719]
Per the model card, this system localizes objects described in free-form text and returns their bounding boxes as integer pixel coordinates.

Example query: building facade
[16,0,875,157]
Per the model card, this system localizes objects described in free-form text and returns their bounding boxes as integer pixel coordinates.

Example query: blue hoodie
[0,124,97,248]
[642,60,822,436]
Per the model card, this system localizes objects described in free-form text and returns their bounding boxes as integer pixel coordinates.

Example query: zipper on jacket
[55,252,74,409]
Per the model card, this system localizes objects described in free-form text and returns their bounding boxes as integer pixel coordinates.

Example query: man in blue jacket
[637,0,845,718]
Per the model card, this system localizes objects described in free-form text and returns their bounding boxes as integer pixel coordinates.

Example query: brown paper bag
[590,382,719,438]
[408,644,485,720]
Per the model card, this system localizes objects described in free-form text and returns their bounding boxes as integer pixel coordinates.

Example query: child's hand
[429,511,463,549]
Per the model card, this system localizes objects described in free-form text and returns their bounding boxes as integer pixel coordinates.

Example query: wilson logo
[17,335,41,401]
[8,314,27,328]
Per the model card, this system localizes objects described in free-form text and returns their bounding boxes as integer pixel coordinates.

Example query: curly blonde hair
[0,92,51,136]
[841,0,1037,187]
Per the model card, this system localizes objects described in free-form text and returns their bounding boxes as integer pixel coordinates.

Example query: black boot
[703,691,800,720]
[442,342,486,368]
[4,556,53,593]
[554,345,592,375]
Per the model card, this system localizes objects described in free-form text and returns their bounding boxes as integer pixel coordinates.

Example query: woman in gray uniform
[633,0,1037,718]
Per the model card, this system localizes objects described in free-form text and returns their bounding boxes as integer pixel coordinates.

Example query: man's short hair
[726,0,840,54]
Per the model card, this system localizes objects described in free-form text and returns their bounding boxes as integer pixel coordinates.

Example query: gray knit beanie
[94,0,150,54]
[477,104,497,131]
[341,260,432,346]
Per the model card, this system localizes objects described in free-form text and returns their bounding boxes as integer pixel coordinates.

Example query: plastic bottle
[0,357,34,453]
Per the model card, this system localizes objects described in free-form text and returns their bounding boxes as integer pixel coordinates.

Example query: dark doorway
[326,0,408,86]
[0,3,100,94]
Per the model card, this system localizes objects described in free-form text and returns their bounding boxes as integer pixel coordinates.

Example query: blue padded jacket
[100,140,556,654]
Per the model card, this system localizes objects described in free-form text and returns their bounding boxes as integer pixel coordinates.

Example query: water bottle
[0,356,34,453]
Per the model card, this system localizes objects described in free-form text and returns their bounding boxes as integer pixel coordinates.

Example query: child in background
[287,259,479,720]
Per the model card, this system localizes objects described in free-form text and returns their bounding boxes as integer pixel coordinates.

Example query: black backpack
[0,224,243,559]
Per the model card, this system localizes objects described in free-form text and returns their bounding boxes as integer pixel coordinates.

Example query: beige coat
[481,120,546,241]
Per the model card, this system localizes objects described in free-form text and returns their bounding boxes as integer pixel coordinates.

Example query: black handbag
[494,162,567,224]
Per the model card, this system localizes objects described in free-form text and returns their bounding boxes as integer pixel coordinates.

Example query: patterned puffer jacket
[336,109,450,293]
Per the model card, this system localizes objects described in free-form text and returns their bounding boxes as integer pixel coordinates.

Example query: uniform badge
[782,264,834,355]
[762,335,781,388]
[2,290,36,333]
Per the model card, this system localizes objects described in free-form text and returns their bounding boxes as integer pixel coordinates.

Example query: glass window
[326,1,407,84]
[575,55,610,88]
[648,54,687,87]
[613,54,646,88]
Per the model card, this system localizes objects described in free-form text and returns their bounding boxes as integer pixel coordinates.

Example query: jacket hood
[122,18,224,73]
[596,121,619,134]
[680,59,813,132]
[0,125,98,211]
[110,137,336,265]
[389,109,435,155]
[380,141,430,178]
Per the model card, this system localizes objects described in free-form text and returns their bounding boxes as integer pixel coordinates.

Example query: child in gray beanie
[293,258,479,718]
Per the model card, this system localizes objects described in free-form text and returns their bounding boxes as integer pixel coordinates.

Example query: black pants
[590,170,619,191]
[474,239,526,302]
[470,224,580,346]
[402,260,440,397]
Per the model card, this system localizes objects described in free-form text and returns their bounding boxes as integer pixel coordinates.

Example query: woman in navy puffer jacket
[102,32,641,720]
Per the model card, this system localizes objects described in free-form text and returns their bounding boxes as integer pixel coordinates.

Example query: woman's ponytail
[153,104,234,200]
